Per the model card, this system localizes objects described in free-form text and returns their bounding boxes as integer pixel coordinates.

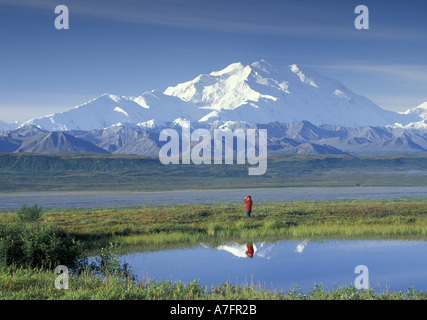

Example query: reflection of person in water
[245,242,254,258]
[215,242,259,258]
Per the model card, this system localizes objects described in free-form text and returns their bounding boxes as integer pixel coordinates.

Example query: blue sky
[0,0,426,122]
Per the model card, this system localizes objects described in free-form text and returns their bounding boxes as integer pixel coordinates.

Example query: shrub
[0,204,86,271]
[15,203,43,223]
[87,242,135,281]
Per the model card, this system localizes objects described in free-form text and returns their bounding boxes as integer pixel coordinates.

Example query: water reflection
[246,243,254,258]
[210,240,309,259]
[295,240,308,253]
[120,239,427,293]
[213,242,256,259]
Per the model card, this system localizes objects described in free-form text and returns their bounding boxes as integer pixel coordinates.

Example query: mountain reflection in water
[120,239,427,293]
[209,240,309,259]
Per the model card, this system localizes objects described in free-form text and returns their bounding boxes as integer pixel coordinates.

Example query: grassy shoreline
[3,197,427,251]
[2,265,427,300]
[12,197,427,251]
[2,197,427,300]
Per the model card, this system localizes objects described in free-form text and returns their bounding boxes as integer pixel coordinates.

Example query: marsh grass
[1,265,426,300]
[2,198,426,253]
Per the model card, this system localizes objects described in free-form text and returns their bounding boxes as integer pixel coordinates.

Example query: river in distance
[1,186,427,210]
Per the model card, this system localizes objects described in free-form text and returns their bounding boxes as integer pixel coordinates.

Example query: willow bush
[0,204,86,271]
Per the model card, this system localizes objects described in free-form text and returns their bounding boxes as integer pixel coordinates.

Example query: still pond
[116,239,427,293]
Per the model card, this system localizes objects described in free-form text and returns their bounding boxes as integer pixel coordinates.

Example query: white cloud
[319,64,427,84]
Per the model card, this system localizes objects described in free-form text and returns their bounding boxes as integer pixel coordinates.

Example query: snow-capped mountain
[19,60,422,131]
[20,91,204,131]
[0,119,20,132]
[164,59,419,127]
[402,101,427,119]
[396,102,427,130]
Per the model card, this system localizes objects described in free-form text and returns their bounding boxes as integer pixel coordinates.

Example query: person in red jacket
[244,195,253,218]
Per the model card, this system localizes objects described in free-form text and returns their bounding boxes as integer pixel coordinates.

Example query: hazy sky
[0,0,426,122]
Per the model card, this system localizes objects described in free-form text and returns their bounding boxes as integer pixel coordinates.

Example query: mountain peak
[0,119,20,132]
[97,93,122,102]
[210,62,245,76]
[399,102,427,129]
[250,59,277,74]
[15,60,424,132]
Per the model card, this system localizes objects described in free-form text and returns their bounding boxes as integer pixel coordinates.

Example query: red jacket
[245,243,254,258]
[244,197,253,210]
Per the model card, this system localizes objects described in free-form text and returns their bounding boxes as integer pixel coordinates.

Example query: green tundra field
[1,153,427,192]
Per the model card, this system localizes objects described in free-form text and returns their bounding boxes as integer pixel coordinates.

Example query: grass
[1,265,427,300]
[2,197,427,252]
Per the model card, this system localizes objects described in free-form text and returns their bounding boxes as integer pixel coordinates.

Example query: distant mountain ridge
[0,119,21,132]
[0,126,109,154]
[2,120,427,156]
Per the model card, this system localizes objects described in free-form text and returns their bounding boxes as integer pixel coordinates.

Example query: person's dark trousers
[246,210,251,218]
